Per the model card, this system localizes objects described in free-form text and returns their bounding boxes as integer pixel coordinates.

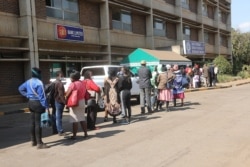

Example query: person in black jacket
[118,66,132,123]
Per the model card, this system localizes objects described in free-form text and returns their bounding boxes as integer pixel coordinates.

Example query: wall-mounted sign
[183,40,205,55]
[55,24,84,42]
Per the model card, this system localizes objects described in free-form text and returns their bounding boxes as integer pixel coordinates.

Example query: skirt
[69,99,86,123]
[173,93,185,99]
[158,89,172,101]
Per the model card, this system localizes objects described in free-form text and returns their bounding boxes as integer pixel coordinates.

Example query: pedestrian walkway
[0,78,250,116]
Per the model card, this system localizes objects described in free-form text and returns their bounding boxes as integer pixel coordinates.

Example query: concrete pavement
[0,78,250,116]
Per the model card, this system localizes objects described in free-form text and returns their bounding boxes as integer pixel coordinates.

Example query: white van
[80,65,140,102]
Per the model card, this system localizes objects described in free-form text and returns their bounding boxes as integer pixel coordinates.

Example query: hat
[166,64,171,70]
[140,60,146,65]
[31,67,41,79]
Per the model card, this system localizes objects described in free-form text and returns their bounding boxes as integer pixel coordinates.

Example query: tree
[231,29,250,73]
[213,55,232,74]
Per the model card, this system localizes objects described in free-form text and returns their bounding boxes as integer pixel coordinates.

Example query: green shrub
[237,70,250,79]
[213,55,232,74]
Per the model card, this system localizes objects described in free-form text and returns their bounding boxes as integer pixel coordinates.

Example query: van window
[81,68,105,76]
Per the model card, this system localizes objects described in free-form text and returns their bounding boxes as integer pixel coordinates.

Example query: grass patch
[217,74,241,83]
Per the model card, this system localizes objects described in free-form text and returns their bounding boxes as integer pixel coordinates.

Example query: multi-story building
[0,0,231,104]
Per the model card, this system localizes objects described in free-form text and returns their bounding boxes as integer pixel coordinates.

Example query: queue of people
[18,62,215,149]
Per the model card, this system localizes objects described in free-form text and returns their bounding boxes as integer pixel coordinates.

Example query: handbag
[181,76,189,88]
[67,89,79,107]
[41,112,51,128]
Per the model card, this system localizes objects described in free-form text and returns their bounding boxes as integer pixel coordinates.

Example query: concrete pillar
[100,0,111,64]
[19,0,39,78]
[145,0,154,49]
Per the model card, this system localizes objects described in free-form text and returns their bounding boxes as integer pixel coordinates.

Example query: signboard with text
[55,24,84,42]
[183,40,205,55]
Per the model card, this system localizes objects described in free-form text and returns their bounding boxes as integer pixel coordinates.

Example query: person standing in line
[213,64,218,86]
[202,64,209,87]
[185,65,193,88]
[103,68,120,123]
[53,71,66,136]
[118,66,132,123]
[65,71,88,140]
[150,65,159,111]
[138,60,153,114]
[157,65,175,111]
[208,64,215,87]
[18,67,50,149]
[172,64,185,107]
[83,70,101,130]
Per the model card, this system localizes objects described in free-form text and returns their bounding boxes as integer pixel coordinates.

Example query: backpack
[106,78,121,116]
[45,82,56,106]
[154,72,159,86]
[165,72,174,89]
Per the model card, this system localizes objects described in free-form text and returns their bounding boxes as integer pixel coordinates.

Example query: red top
[82,79,100,93]
[68,80,86,100]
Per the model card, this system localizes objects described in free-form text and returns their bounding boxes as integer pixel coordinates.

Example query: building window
[204,32,209,43]
[112,9,132,32]
[153,18,166,37]
[46,0,79,22]
[202,2,208,16]
[181,0,189,9]
[183,26,190,40]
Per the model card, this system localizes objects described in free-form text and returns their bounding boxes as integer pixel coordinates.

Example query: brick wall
[35,0,46,19]
[0,0,19,15]
[189,0,197,14]
[0,62,24,96]
[166,22,176,39]
[132,14,146,35]
[79,0,100,28]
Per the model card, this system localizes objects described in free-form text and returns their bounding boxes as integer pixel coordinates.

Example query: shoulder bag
[67,82,79,107]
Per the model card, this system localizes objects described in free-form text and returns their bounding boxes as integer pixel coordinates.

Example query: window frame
[46,0,79,22]
[112,9,132,32]
[153,18,166,37]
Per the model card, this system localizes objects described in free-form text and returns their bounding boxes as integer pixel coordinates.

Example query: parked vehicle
[80,65,140,102]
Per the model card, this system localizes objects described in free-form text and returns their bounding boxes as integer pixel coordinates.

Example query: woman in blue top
[18,67,50,149]
[172,64,185,107]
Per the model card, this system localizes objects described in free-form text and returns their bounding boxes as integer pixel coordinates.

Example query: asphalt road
[0,84,250,167]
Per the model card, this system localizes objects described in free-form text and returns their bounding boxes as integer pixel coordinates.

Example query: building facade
[0,0,231,104]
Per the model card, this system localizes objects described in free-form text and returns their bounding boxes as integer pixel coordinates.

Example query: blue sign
[56,24,84,42]
[183,40,205,55]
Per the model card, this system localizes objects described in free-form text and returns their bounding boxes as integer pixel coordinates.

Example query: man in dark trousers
[208,64,215,87]
[138,60,153,114]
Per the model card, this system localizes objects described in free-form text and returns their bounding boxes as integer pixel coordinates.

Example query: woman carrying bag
[65,71,88,140]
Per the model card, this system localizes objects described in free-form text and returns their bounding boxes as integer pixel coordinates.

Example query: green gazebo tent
[120,48,192,73]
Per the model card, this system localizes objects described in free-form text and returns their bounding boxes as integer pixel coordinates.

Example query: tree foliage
[231,29,250,73]
[213,55,232,74]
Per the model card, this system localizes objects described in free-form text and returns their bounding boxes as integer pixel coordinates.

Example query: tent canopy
[120,48,192,73]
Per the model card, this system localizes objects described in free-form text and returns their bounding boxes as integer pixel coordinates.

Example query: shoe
[37,143,50,149]
[31,142,37,147]
[104,117,108,122]
[66,136,76,140]
[89,127,100,131]
[58,132,65,136]
[113,120,117,124]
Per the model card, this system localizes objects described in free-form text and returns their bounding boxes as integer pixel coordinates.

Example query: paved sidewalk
[0,78,250,116]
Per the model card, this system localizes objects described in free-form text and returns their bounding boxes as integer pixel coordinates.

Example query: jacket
[138,66,152,88]
[18,77,49,109]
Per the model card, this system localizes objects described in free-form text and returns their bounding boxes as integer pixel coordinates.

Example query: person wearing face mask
[52,71,66,136]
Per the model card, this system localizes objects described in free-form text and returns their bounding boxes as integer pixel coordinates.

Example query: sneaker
[104,117,108,122]
[58,132,65,136]
[37,143,50,149]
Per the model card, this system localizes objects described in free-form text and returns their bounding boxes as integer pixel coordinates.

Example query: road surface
[0,84,250,167]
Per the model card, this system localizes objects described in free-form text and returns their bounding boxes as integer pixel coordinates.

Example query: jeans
[52,101,65,133]
[29,100,45,144]
[140,87,151,108]
[151,88,158,109]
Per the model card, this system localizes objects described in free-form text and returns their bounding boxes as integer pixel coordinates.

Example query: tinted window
[81,68,105,76]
